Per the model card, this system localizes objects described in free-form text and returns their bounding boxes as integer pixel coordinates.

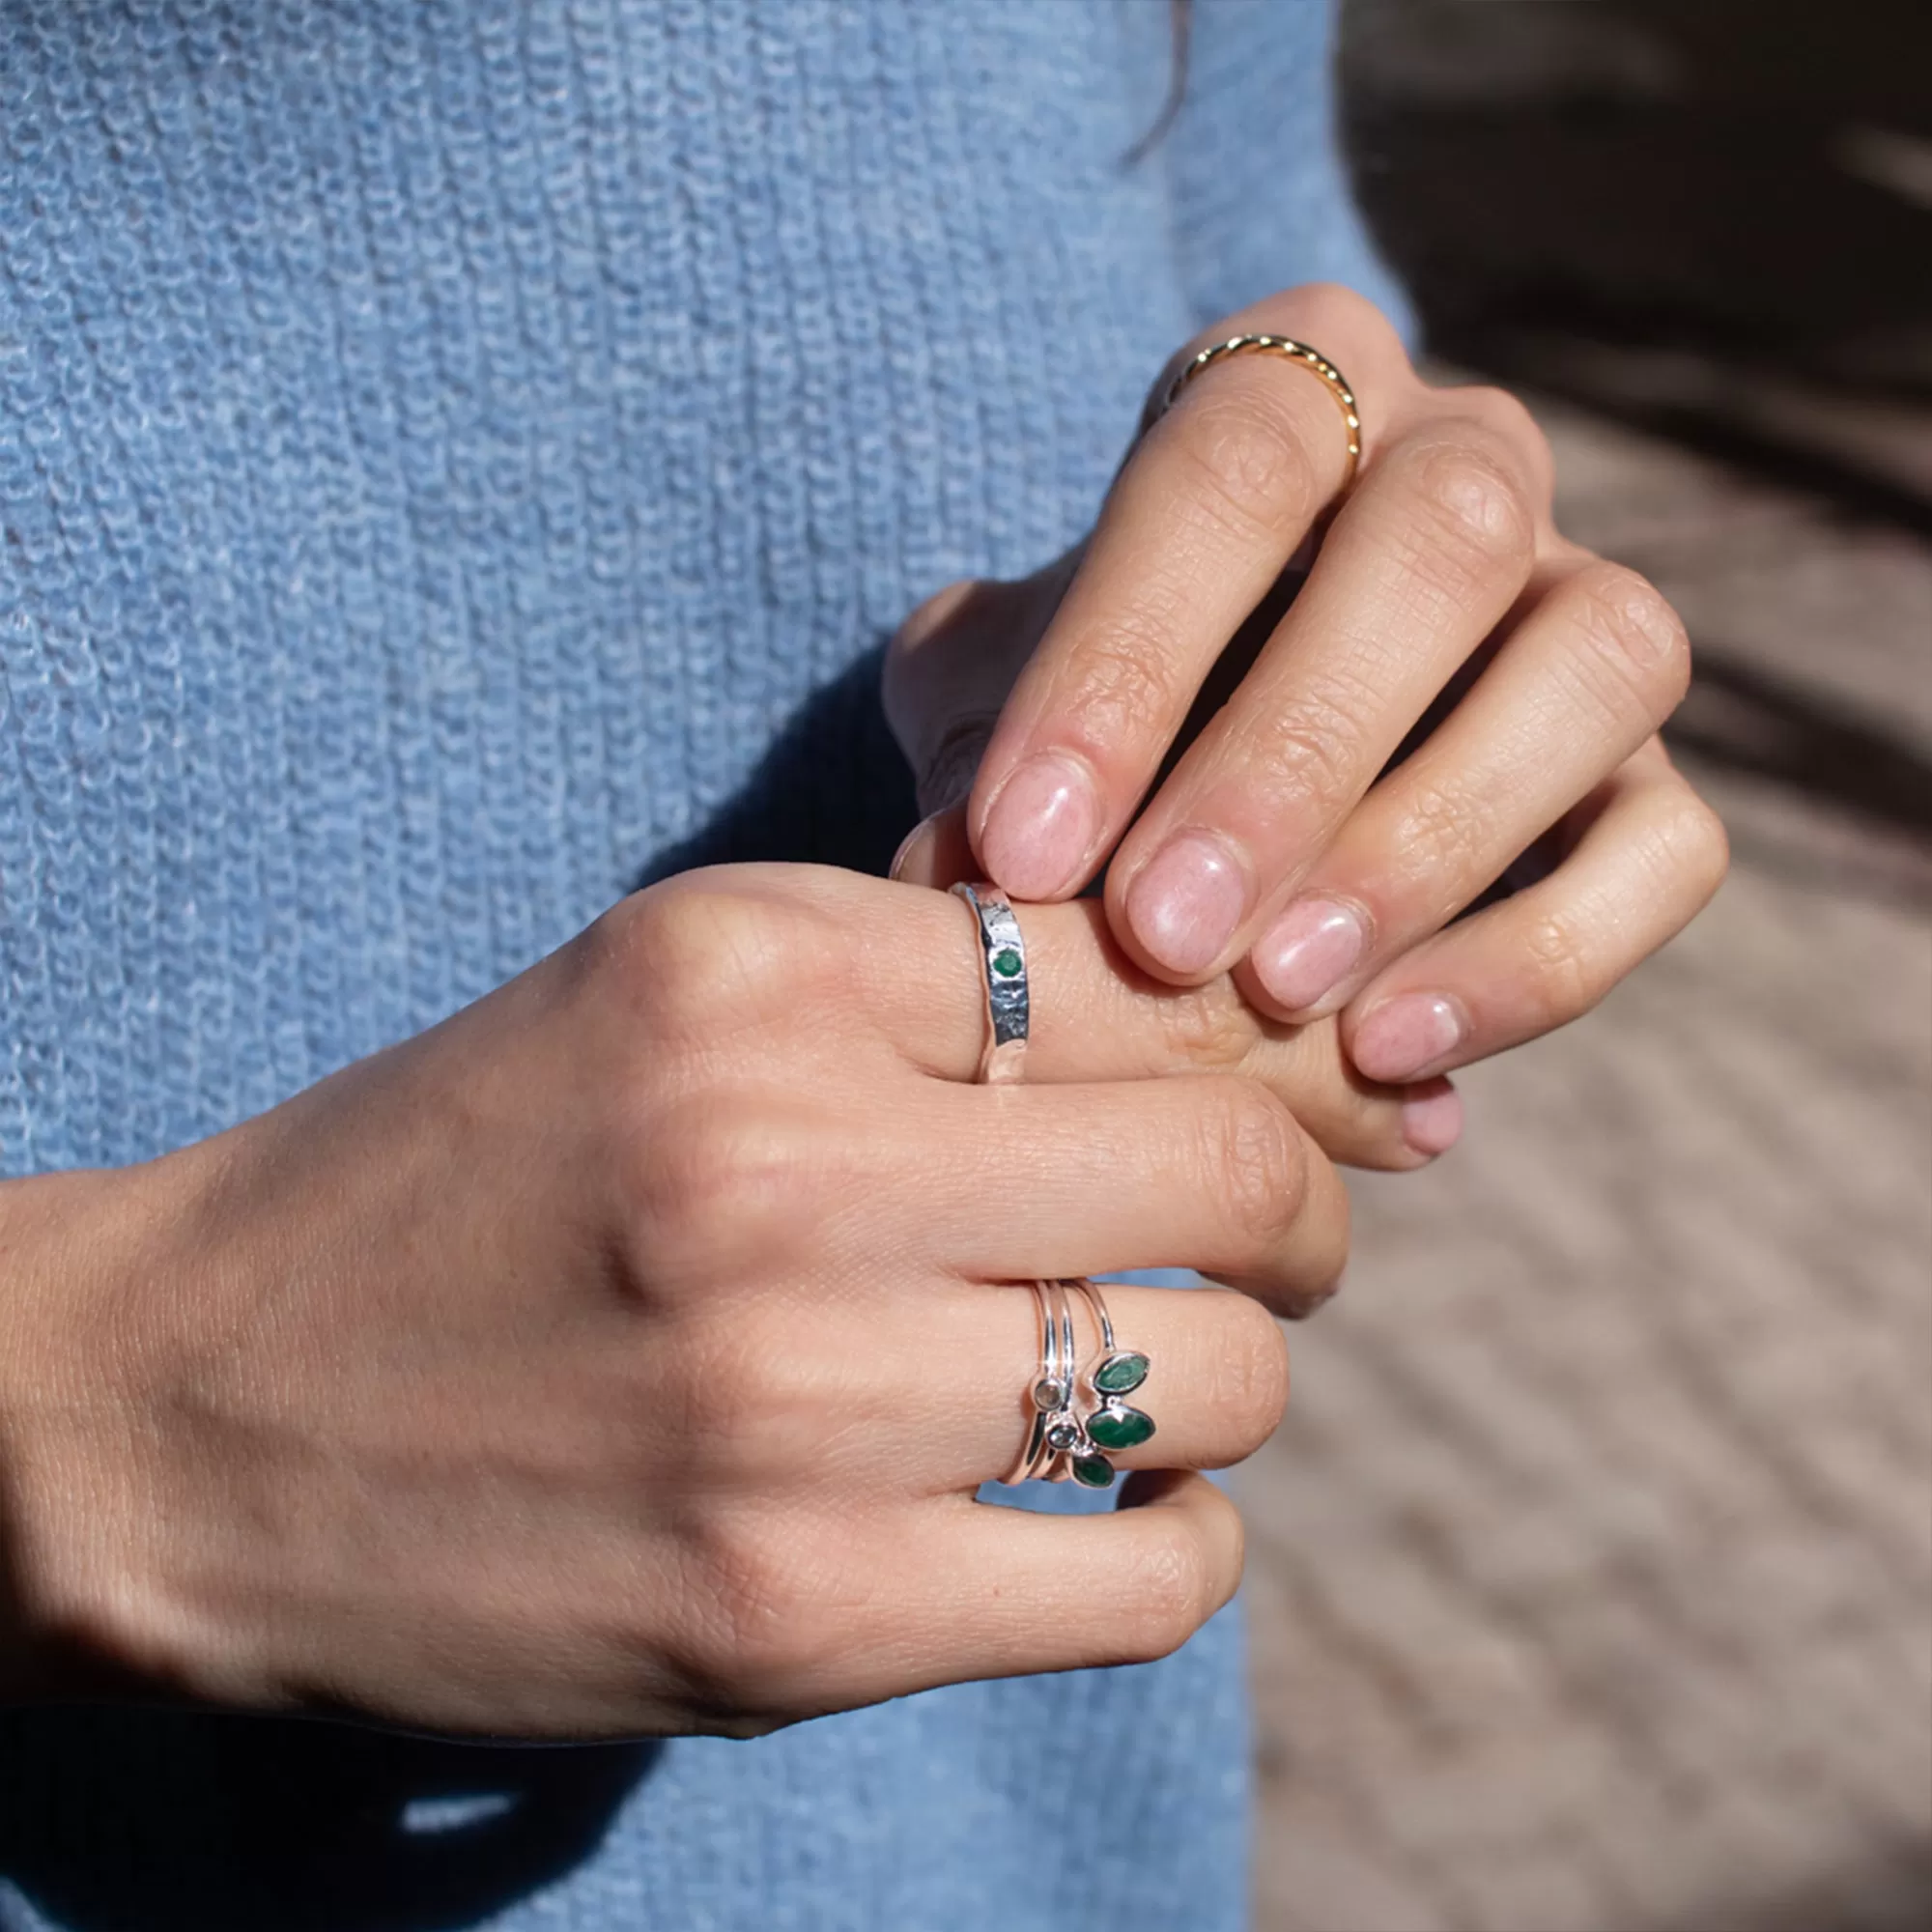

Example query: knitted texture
[0,4,1402,1926]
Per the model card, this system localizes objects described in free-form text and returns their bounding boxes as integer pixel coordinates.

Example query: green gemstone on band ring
[1094,1351,1150,1395]
[991,947,1023,979]
[1085,1404,1155,1451]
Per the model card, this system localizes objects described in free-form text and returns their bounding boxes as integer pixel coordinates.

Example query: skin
[0,865,1418,1741]
[886,284,1729,1133]
[0,285,1727,1744]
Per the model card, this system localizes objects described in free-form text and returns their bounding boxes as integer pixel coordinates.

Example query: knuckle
[1386,772,1504,900]
[1391,434,1535,600]
[1519,904,1606,1023]
[1155,979,1258,1073]
[1252,668,1383,815]
[1566,564,1691,715]
[600,880,814,1037]
[1453,384,1553,482]
[1171,383,1320,542]
[1054,602,1194,742]
[887,578,979,658]
[1655,789,1732,904]
[1204,1080,1308,1256]
[1262,713,1351,816]
[1211,1295,1292,1455]
[1117,1526,1219,1663]
[1264,283,1400,365]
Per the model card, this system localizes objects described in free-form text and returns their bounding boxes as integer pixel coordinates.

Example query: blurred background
[1236,3,1932,1927]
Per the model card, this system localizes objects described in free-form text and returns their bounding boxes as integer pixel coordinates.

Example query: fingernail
[980,753,1098,900]
[1399,1078,1464,1157]
[1125,832,1248,976]
[1351,993,1467,1083]
[1254,897,1368,1013]
[890,811,942,883]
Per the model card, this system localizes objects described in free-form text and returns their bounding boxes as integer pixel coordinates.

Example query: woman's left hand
[886,283,1728,1102]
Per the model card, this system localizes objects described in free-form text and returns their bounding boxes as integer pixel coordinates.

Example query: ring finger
[901,1278,1290,1494]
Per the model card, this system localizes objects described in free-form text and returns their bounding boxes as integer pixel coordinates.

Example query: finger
[1102,409,1543,984]
[882,565,1076,821]
[889,803,975,888]
[904,1279,1289,1493]
[909,1074,1352,1316]
[965,339,1359,904]
[864,1471,1245,1699]
[1339,744,1730,1083]
[1244,560,1690,1021]
[817,874,1439,1169]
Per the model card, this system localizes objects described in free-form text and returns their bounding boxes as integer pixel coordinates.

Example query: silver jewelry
[952,881,1029,1086]
[1003,1279,1155,1488]
[1068,1279,1155,1463]
[1005,1279,1067,1485]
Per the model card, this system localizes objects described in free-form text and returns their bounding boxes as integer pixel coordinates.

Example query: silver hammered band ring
[952,881,1030,1086]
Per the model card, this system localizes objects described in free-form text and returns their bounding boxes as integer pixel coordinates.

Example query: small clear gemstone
[1033,1378,1066,1410]
[1045,1421,1079,1453]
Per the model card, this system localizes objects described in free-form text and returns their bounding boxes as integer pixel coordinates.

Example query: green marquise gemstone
[1070,1453,1116,1489]
[1094,1351,1150,1396]
[991,947,1023,979]
[1086,1404,1154,1451]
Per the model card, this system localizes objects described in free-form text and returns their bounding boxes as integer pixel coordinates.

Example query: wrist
[0,1157,199,1704]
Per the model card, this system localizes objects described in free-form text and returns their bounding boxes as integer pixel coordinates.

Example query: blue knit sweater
[0,4,1402,1925]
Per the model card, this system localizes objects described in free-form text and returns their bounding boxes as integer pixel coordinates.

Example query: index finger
[966,317,1368,905]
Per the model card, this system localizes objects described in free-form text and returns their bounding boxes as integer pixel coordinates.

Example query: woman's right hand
[0,864,1370,1744]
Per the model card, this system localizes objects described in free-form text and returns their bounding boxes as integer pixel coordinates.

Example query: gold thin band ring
[1145,334,1362,495]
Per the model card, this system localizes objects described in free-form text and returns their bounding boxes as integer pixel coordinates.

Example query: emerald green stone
[1094,1352,1149,1396]
[1070,1453,1116,1489]
[991,947,1023,979]
[1086,1404,1154,1451]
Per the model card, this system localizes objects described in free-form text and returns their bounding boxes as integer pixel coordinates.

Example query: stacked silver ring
[951,882,1157,1487]
[1006,1278,1156,1489]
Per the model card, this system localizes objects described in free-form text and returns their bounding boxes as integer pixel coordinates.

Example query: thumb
[882,553,1083,883]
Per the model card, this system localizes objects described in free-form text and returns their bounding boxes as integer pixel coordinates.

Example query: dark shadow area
[1666,645,1932,846]
[638,641,917,888]
[0,1704,656,1932]
[1665,1829,1932,1932]
[1342,0,1932,895]
[1496,333,1932,546]
[1344,0,1932,384]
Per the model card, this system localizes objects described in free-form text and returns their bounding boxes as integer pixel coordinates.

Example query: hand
[0,866,1373,1742]
[886,284,1727,1097]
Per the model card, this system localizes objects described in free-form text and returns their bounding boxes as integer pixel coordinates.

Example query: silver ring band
[1002,1279,1155,1488]
[952,881,1029,1086]
[1005,1280,1065,1485]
